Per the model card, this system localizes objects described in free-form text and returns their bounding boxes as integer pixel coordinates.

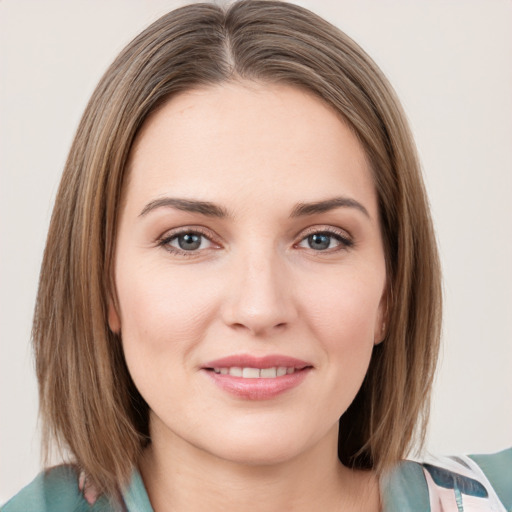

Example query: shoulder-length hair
[33,0,441,499]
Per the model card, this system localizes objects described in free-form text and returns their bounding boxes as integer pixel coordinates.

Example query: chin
[195,423,323,467]
[211,439,305,467]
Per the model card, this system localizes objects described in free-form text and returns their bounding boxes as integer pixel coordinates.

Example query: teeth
[213,367,298,378]
[242,367,260,378]
[260,367,277,378]
[229,367,243,377]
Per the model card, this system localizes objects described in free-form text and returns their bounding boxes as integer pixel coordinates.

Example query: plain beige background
[1,0,511,502]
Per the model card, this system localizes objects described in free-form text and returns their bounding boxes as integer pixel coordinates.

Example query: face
[110,82,387,466]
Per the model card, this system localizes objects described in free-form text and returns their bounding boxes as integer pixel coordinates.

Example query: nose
[220,248,298,336]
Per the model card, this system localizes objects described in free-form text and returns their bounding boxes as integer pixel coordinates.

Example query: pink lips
[202,354,313,400]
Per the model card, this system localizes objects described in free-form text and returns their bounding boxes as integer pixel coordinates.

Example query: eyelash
[296,227,354,252]
[157,227,216,257]
[157,226,354,256]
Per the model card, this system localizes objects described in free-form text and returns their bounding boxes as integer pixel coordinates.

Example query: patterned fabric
[381,448,512,511]
[423,455,505,511]
[2,448,511,511]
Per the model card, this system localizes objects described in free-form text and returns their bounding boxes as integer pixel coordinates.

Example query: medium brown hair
[33,0,441,499]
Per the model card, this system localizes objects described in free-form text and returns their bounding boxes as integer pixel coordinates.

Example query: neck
[139,419,380,512]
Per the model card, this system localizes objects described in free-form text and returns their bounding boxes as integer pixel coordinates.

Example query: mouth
[201,354,313,400]
[207,366,303,378]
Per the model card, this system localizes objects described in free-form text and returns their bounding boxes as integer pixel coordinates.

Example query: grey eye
[297,230,352,252]
[307,233,333,250]
[160,229,216,254]
[176,233,202,250]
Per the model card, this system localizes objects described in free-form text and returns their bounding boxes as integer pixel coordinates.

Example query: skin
[110,82,386,511]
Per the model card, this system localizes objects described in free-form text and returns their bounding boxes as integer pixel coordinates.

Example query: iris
[308,233,332,250]
[178,233,202,250]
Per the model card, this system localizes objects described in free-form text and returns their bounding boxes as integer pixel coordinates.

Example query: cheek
[115,261,220,370]
[279,270,383,430]
[299,270,383,347]
[297,268,383,395]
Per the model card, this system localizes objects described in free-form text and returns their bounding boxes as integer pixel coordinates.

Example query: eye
[297,229,353,252]
[159,229,216,254]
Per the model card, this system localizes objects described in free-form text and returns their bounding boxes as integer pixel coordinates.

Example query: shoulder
[381,447,512,512]
[1,465,114,512]
[381,459,430,511]
[468,447,512,509]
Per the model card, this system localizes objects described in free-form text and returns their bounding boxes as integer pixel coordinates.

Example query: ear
[373,286,389,346]
[107,298,121,334]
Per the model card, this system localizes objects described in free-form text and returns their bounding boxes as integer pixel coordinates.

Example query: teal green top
[3,448,511,511]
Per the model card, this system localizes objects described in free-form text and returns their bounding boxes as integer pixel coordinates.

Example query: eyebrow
[139,198,229,218]
[139,195,369,219]
[290,197,370,218]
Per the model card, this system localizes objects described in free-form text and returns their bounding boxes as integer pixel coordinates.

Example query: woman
[2,1,510,511]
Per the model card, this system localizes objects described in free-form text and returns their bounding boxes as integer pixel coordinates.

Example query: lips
[212,366,297,378]
[203,354,311,370]
[201,354,313,400]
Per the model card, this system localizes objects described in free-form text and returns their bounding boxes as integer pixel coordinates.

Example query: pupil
[178,233,201,250]
[309,234,330,250]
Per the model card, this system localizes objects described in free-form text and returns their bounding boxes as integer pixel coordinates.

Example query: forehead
[124,81,377,217]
